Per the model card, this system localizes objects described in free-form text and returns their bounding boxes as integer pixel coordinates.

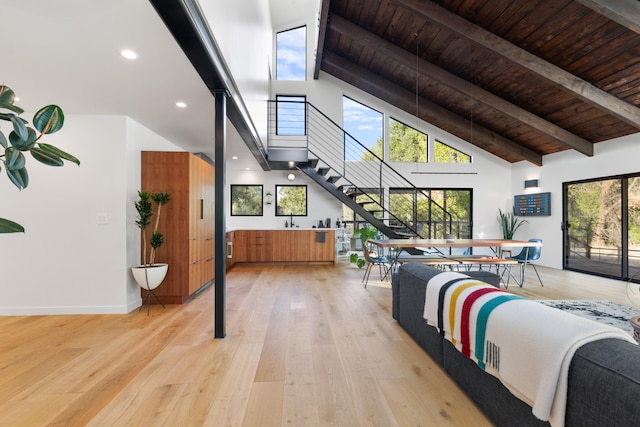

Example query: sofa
[391,262,640,427]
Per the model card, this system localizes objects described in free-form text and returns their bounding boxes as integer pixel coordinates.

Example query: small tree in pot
[132,190,171,314]
[135,190,171,267]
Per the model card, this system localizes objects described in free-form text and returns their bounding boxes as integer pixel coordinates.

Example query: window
[342,96,383,161]
[389,118,427,162]
[276,185,307,216]
[276,26,306,80]
[564,173,640,281]
[276,95,306,136]
[389,188,472,240]
[434,140,471,163]
[230,185,263,216]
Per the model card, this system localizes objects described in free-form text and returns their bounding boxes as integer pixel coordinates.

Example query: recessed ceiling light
[232,156,238,160]
[120,49,138,60]
[175,101,187,108]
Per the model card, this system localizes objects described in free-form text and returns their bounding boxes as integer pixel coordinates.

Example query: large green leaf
[6,166,28,190]
[38,143,80,166]
[0,86,24,114]
[33,105,64,134]
[0,130,7,148]
[0,217,24,233]
[4,147,26,170]
[9,127,36,150]
[10,114,28,141]
[30,147,64,166]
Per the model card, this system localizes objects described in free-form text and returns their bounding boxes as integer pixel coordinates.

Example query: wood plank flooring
[0,263,634,426]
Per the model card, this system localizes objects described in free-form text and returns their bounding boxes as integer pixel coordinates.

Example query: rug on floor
[536,299,640,336]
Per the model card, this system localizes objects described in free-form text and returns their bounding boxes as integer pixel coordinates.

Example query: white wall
[225,168,343,230]
[512,134,640,269]
[199,0,273,145]
[0,115,184,315]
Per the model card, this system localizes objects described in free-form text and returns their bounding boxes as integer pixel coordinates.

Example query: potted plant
[0,84,80,233]
[350,225,379,268]
[498,207,528,239]
[131,190,171,300]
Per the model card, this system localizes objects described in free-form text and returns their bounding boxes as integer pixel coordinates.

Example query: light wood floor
[0,263,634,426]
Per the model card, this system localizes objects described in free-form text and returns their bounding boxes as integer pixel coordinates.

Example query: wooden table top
[368,238,542,248]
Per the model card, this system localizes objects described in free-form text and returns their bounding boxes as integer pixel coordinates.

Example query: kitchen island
[226,229,336,266]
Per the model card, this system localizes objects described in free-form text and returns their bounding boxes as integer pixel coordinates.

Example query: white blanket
[422,272,637,427]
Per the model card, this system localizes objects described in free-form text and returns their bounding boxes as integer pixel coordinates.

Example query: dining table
[368,238,542,287]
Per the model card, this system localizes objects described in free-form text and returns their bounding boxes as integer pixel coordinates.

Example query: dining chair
[362,245,390,288]
[504,238,543,288]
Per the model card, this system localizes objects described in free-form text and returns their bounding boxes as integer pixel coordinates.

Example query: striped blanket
[422,272,636,427]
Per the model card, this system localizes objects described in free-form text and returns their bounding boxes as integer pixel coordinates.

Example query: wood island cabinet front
[232,229,334,263]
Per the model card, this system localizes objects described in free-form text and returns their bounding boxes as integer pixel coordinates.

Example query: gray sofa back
[392,262,640,427]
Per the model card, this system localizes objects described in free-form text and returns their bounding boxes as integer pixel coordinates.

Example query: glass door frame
[562,172,640,281]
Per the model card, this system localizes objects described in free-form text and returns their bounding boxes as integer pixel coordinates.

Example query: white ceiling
[1,0,288,172]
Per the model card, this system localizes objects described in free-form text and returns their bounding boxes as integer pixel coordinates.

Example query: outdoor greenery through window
[435,140,471,163]
[564,174,640,281]
[230,185,263,216]
[276,95,306,136]
[276,185,307,216]
[342,96,383,161]
[276,26,306,80]
[389,118,427,162]
[389,188,472,240]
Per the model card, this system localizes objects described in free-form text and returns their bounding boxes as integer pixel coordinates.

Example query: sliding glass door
[563,174,640,281]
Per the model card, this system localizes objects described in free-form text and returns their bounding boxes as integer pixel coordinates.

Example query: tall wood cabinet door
[189,155,212,239]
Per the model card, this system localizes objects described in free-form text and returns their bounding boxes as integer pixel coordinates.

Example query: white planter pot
[131,263,168,290]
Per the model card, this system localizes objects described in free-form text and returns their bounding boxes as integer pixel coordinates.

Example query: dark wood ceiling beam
[314,0,331,79]
[574,0,640,34]
[395,0,640,130]
[322,52,543,165]
[330,15,593,157]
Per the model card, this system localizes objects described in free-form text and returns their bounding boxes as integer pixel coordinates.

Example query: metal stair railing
[267,100,453,239]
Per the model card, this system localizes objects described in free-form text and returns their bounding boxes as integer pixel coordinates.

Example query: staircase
[267,100,453,241]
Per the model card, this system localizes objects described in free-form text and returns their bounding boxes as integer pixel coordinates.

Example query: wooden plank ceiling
[314,0,640,165]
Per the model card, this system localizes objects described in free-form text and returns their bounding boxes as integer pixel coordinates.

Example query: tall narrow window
[389,118,427,162]
[276,26,306,81]
[276,95,306,136]
[342,96,383,161]
[434,140,471,163]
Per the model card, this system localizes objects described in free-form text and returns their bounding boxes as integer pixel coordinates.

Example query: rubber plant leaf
[10,114,28,141]
[0,130,7,148]
[6,166,28,190]
[4,147,26,170]
[0,86,24,114]
[38,143,80,166]
[33,105,64,135]
[30,147,64,167]
[9,127,37,150]
[0,218,24,233]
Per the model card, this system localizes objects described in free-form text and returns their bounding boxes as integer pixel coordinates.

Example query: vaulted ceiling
[315,0,640,166]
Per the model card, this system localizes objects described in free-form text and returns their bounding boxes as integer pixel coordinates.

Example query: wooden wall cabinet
[141,151,214,304]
